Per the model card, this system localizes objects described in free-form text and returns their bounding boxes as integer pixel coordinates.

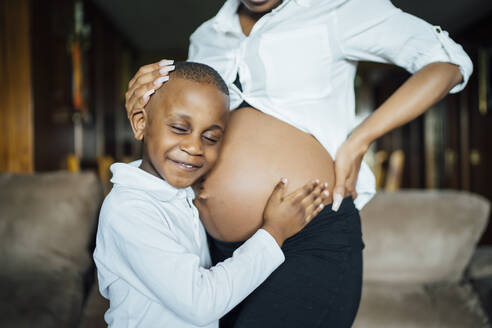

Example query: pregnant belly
[194,107,335,242]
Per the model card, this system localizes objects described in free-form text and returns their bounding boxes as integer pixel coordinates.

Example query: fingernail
[323,182,328,188]
[332,193,343,212]
[319,203,324,209]
[154,75,169,86]
[143,89,155,101]
[159,65,175,74]
[315,179,320,184]
[323,190,329,196]
[159,59,174,66]
[281,177,288,184]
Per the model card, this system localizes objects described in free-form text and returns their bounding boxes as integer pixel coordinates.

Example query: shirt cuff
[240,229,285,267]
[430,26,473,94]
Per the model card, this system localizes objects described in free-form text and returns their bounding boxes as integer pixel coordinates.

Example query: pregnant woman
[125,0,472,326]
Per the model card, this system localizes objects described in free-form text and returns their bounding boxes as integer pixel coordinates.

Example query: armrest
[467,246,492,280]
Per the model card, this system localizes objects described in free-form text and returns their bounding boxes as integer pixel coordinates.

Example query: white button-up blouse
[187,0,473,209]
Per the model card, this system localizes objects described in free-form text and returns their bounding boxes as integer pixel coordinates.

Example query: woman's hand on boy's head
[262,179,330,247]
[125,59,175,119]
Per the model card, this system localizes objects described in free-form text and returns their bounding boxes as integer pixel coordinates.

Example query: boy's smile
[134,77,229,188]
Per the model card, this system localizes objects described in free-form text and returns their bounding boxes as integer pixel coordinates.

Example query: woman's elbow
[447,63,464,87]
[425,62,464,91]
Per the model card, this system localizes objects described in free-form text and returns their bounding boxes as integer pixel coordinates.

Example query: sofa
[80,189,491,327]
[0,171,103,328]
[355,190,491,328]
[1,172,490,327]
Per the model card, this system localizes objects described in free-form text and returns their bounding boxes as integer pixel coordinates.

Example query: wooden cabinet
[0,0,34,173]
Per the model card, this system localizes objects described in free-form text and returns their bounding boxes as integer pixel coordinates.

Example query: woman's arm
[330,0,472,211]
[332,62,462,210]
[351,62,462,146]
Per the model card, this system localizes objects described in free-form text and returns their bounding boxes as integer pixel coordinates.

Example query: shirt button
[435,27,441,33]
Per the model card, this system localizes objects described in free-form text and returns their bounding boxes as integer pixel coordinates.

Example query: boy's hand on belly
[261,179,330,247]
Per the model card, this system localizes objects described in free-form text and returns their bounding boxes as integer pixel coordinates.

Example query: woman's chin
[247,0,270,4]
[241,0,281,13]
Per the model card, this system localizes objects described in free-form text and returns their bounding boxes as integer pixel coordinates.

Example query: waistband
[208,196,363,256]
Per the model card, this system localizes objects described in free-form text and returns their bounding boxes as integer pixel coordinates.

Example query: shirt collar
[110,160,195,202]
[294,0,312,7]
[212,0,312,33]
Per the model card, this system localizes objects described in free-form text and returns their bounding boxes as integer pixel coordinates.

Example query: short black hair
[172,61,229,96]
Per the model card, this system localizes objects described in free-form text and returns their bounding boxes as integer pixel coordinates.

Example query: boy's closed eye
[169,124,222,145]
[202,131,222,145]
[170,125,188,133]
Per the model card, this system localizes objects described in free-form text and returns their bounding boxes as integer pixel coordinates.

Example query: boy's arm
[95,198,284,327]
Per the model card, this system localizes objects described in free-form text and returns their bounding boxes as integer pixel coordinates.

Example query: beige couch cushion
[360,190,490,283]
[353,281,489,328]
[0,171,103,327]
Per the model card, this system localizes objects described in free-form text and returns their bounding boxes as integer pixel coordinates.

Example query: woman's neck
[238,5,263,36]
[237,2,282,36]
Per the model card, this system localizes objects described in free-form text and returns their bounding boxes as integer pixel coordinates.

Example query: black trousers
[208,196,365,328]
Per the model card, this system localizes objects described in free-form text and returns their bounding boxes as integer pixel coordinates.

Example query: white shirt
[187,0,473,209]
[93,161,284,328]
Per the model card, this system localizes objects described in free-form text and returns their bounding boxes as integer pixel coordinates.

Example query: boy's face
[134,77,229,188]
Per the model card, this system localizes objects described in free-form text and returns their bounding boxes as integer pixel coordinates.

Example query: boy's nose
[180,135,204,156]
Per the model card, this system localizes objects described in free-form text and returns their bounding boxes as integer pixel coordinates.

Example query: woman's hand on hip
[125,59,175,119]
[330,63,463,212]
[332,137,369,211]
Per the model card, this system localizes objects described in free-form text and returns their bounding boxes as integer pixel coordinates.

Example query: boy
[93,62,329,327]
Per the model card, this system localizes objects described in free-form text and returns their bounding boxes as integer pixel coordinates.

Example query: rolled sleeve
[429,26,473,93]
[336,0,473,93]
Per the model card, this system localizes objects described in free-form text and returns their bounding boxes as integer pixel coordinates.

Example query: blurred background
[3,0,491,241]
[1,0,492,327]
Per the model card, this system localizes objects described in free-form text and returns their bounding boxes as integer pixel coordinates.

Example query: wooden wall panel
[30,0,75,171]
[455,16,492,244]
[87,1,137,163]
[0,0,34,173]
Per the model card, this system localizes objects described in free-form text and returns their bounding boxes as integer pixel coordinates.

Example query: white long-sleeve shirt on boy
[93,160,285,328]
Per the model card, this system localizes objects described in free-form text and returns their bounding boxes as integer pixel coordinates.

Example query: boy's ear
[129,108,147,141]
